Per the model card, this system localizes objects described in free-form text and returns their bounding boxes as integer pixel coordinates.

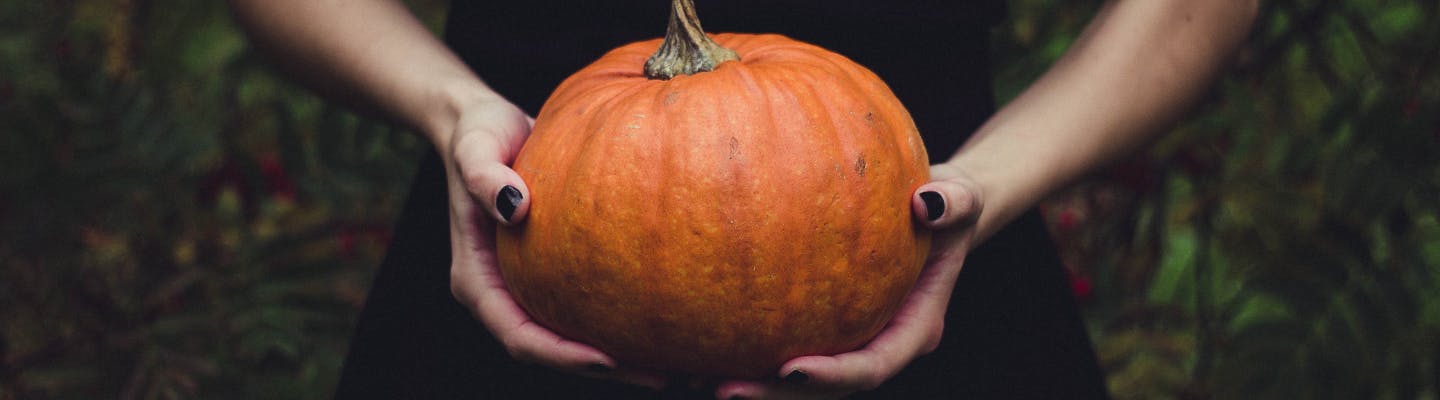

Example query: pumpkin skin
[496,33,931,378]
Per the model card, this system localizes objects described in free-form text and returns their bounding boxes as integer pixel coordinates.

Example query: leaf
[1147,228,1195,306]
[1371,2,1423,43]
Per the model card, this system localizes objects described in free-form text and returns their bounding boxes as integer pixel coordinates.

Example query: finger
[450,106,534,225]
[506,320,616,369]
[446,204,609,373]
[911,178,981,229]
[766,282,955,395]
[753,341,911,395]
[766,348,897,394]
[714,313,937,399]
[450,259,616,371]
[713,261,962,400]
[454,141,532,225]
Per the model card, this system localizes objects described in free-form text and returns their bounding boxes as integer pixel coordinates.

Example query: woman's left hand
[714,162,985,400]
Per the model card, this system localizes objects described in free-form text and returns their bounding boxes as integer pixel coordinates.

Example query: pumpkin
[496,0,931,378]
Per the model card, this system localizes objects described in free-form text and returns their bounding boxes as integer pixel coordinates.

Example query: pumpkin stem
[644,0,739,80]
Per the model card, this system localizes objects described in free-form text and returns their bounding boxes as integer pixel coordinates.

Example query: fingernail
[497,185,522,222]
[920,191,944,221]
[784,369,810,384]
[586,362,613,373]
[728,396,749,400]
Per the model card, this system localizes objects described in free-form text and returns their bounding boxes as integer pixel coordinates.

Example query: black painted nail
[728,396,749,400]
[920,191,944,221]
[586,362,613,373]
[497,185,522,222]
[784,369,810,384]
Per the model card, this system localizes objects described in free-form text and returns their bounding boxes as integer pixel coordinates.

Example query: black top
[334,2,1111,399]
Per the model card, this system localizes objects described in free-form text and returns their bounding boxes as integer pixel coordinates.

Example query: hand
[714,162,984,400]
[439,96,667,390]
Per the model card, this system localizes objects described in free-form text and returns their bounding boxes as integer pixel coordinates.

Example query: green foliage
[1016,1,1440,399]
[0,1,423,398]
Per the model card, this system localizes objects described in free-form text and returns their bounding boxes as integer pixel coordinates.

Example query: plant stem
[644,0,739,80]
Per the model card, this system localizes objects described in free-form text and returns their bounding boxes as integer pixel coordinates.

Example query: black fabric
[335,1,1109,399]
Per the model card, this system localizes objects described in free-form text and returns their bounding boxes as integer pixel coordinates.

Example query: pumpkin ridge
[718,33,774,61]
[716,33,808,64]
[807,56,926,346]
[755,62,857,348]
[791,64,851,187]
[725,61,806,352]
[813,87,873,292]
[564,79,662,176]
[753,60,843,277]
[705,64,817,368]
[549,40,664,103]
[550,90,670,356]
[718,60,766,99]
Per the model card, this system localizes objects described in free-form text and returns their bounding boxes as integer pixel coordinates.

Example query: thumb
[462,162,531,225]
[453,133,532,225]
[911,177,982,230]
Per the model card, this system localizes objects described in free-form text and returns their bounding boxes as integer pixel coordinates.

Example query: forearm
[227,0,493,146]
[951,0,1258,240]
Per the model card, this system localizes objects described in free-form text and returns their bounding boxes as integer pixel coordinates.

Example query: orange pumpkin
[496,0,931,378]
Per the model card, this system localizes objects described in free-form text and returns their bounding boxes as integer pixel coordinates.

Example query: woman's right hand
[437,94,667,390]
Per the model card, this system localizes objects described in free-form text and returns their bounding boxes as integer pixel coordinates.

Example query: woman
[228,1,1257,398]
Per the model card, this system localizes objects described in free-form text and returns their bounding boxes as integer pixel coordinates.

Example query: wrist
[420,79,506,154]
[943,147,1045,243]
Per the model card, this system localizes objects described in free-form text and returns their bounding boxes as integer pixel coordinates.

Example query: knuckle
[448,282,463,305]
[920,337,941,355]
[460,168,490,197]
[448,265,468,303]
[920,321,945,355]
[952,193,972,215]
[959,184,984,215]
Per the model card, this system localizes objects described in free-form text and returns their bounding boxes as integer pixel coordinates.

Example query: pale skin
[228,0,1259,399]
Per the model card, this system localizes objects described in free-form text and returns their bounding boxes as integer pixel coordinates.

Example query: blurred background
[1,0,1436,398]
